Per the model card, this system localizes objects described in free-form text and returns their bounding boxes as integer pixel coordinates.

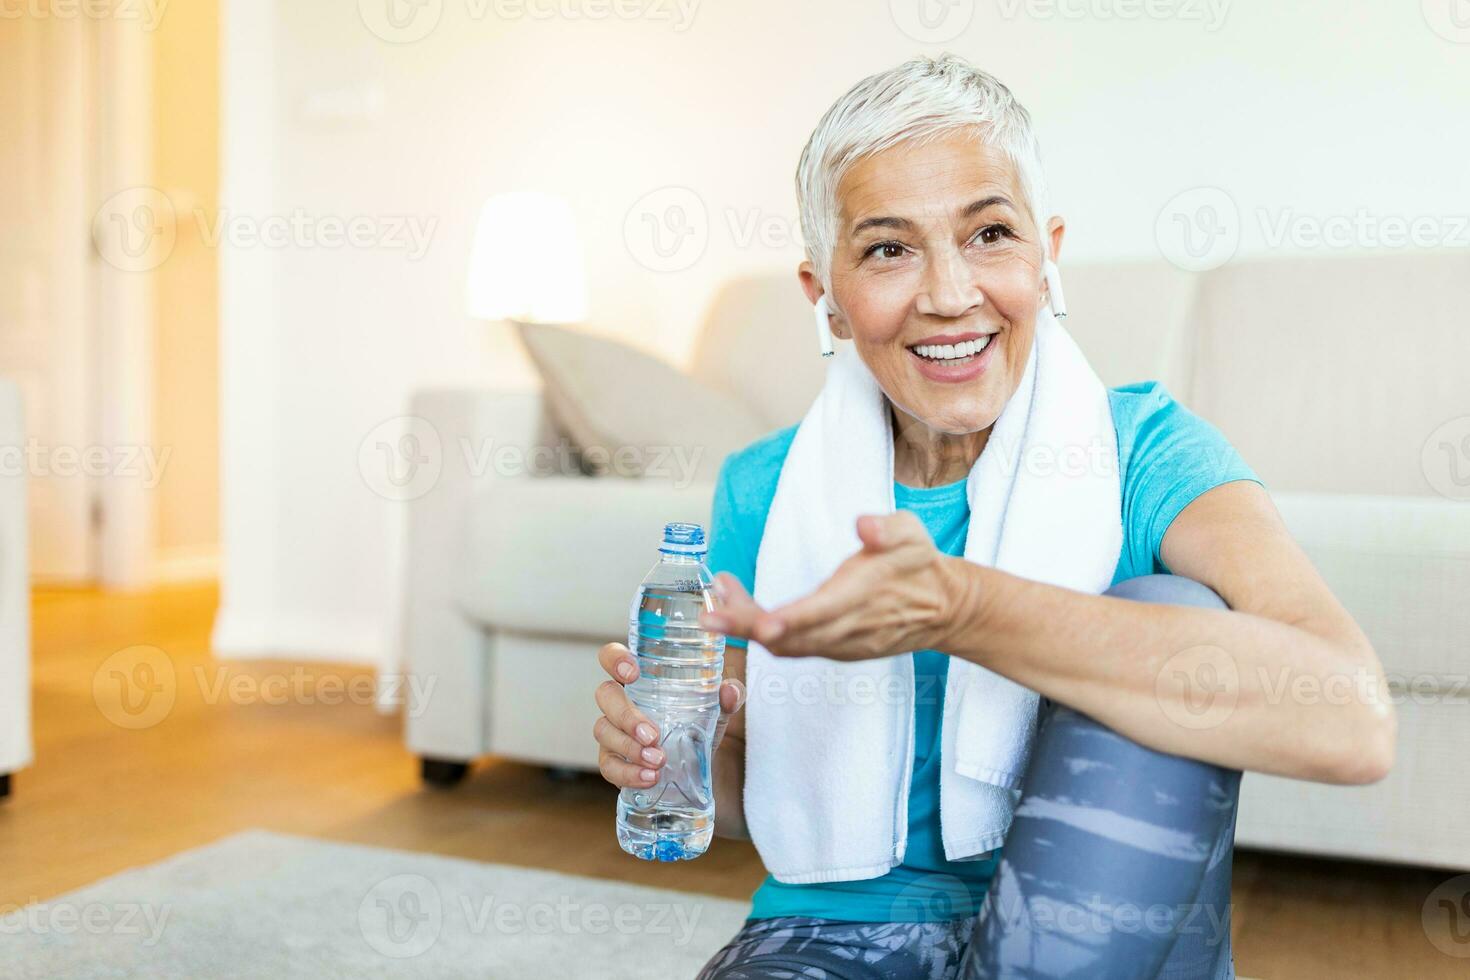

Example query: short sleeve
[1116,382,1266,574]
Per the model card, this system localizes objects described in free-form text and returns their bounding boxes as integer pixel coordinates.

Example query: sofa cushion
[517,322,766,486]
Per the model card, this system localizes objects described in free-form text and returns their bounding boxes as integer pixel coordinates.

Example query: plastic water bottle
[616,522,725,862]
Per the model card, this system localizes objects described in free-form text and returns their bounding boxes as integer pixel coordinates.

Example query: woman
[592,54,1394,979]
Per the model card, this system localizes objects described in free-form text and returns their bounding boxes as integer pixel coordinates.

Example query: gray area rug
[0,829,751,978]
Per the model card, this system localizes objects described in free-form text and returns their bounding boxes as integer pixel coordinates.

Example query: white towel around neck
[742,306,1123,884]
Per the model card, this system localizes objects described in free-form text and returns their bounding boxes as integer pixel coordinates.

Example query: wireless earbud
[1043,259,1067,319]
[813,294,836,357]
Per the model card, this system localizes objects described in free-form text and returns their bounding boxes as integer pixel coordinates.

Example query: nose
[915,243,984,318]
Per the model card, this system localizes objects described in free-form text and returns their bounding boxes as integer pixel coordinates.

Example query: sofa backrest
[1186,250,1468,497]
[692,251,1465,498]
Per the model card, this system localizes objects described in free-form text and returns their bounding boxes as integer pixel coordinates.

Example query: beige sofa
[402,251,1470,871]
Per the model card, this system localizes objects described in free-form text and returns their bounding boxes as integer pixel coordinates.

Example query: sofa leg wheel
[0,773,10,800]
[420,757,470,789]
[545,766,582,783]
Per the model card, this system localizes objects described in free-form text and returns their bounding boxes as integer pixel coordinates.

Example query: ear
[1046,216,1065,263]
[797,261,850,340]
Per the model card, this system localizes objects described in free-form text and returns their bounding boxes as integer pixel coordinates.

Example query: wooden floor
[2,584,1464,977]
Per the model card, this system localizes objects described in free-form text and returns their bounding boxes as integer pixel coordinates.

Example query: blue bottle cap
[659,522,707,555]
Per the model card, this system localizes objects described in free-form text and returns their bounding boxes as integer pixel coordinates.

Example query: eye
[971,223,1015,246]
[862,240,908,261]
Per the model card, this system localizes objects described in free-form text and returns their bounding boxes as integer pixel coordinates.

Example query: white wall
[215,0,1470,666]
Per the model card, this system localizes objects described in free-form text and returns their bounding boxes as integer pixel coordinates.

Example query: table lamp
[465,190,588,324]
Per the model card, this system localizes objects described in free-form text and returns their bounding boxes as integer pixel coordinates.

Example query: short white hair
[796,53,1051,292]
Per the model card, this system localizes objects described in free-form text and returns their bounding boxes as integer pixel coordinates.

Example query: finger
[594,680,660,746]
[599,746,659,789]
[593,714,665,769]
[597,641,639,684]
[719,677,746,715]
[701,574,768,640]
[757,565,879,650]
[857,511,927,552]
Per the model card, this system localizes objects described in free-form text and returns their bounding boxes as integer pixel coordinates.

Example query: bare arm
[934,480,1397,784]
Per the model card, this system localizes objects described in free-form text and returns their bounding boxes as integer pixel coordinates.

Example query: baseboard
[211,604,385,667]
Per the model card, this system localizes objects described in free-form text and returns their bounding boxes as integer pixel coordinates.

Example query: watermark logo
[93,645,177,730]
[1155,187,1240,272]
[0,0,169,31]
[890,0,975,43]
[624,186,709,273]
[0,899,172,946]
[1423,874,1470,957]
[93,186,177,273]
[1154,643,1238,730]
[358,0,443,43]
[359,416,444,502]
[1423,416,1470,501]
[1422,0,1470,44]
[359,874,443,959]
[995,0,1230,31]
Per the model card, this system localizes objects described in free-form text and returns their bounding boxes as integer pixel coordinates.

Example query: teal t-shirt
[705,380,1265,924]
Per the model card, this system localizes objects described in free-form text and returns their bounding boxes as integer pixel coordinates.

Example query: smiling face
[801,130,1063,456]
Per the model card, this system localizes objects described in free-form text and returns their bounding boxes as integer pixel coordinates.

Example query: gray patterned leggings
[696,574,1241,980]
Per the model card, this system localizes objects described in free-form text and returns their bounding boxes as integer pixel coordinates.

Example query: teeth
[911,335,992,360]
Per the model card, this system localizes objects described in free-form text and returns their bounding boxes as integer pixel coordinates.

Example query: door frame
[91,16,157,590]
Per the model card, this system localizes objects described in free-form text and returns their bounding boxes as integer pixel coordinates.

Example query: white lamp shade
[465,191,588,323]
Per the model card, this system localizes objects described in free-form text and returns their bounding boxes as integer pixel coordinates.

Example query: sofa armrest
[457,475,716,638]
[397,387,562,759]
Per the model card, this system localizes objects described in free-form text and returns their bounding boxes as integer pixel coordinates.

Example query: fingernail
[636,723,656,745]
[712,578,728,600]
[703,613,727,630]
[617,661,635,681]
[640,768,657,782]
[641,747,663,765]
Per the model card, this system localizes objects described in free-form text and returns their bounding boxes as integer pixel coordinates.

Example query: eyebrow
[849,195,1015,239]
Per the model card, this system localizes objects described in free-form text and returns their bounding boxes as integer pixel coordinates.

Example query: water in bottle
[617,522,725,862]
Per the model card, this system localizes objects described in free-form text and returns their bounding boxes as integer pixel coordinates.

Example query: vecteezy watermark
[0,439,170,487]
[622,186,815,273]
[192,667,438,718]
[624,187,710,273]
[974,875,1233,948]
[357,0,699,43]
[1158,187,1470,270]
[1423,415,1470,502]
[995,0,1230,31]
[1424,874,1470,957]
[1257,208,1470,251]
[1152,656,1441,732]
[889,0,976,44]
[0,0,168,30]
[92,644,438,729]
[1155,187,1241,272]
[92,186,437,273]
[1153,643,1240,730]
[1422,0,1470,44]
[357,875,705,959]
[93,645,178,731]
[0,899,172,948]
[357,416,710,501]
[359,874,442,959]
